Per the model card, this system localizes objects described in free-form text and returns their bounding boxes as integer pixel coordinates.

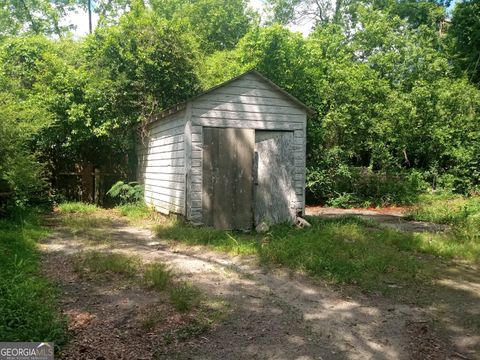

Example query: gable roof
[149,70,314,125]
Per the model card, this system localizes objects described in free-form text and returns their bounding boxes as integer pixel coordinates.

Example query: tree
[150,0,257,53]
[449,0,480,85]
[265,0,447,33]
[0,94,47,210]
[265,0,356,27]
[0,0,78,37]
[81,4,200,167]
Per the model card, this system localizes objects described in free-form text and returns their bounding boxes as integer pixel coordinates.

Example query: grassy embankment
[58,198,479,294]
[154,195,480,292]
[0,210,66,344]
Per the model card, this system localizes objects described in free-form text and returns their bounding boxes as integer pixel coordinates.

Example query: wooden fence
[55,165,124,206]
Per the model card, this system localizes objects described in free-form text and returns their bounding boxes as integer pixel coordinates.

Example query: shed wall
[188,73,307,221]
[138,110,186,214]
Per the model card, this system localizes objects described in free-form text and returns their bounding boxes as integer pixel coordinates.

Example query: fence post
[94,168,101,205]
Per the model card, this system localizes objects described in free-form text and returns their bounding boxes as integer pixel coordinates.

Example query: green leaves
[449,0,480,85]
[0,0,78,37]
[0,0,479,209]
[106,181,144,204]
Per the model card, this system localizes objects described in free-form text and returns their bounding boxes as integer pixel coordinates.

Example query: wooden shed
[137,70,311,230]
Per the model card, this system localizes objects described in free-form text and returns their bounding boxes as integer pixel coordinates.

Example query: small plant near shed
[107,181,144,204]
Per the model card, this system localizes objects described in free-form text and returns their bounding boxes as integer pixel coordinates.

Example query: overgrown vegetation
[74,252,140,278]
[156,220,259,254]
[107,181,144,205]
[0,210,66,342]
[57,202,99,214]
[1,0,479,211]
[72,247,203,312]
[144,263,172,291]
[156,212,480,292]
[116,203,156,223]
[407,194,480,261]
[407,194,480,225]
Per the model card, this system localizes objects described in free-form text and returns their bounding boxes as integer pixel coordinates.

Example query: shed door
[254,131,296,225]
[202,127,254,230]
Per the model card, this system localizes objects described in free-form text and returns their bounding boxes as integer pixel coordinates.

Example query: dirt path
[306,206,448,233]
[39,213,463,360]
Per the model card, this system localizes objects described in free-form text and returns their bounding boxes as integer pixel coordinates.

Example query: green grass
[406,194,480,225]
[156,213,480,292]
[60,215,115,243]
[0,210,66,343]
[57,204,117,243]
[73,251,140,278]
[116,202,153,221]
[144,263,172,291]
[259,217,427,290]
[155,219,259,255]
[57,202,98,214]
[169,282,201,312]
[406,194,480,261]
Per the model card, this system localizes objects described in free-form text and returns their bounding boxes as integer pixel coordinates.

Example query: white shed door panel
[254,130,296,225]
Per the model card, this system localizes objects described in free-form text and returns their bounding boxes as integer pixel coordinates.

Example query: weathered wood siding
[254,131,296,224]
[138,110,186,214]
[139,71,308,226]
[202,127,254,229]
[189,72,307,221]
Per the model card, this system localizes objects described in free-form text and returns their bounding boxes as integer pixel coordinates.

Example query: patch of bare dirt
[39,211,478,359]
[306,206,448,233]
[41,249,207,360]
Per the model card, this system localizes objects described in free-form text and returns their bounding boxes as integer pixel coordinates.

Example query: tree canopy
[0,0,479,211]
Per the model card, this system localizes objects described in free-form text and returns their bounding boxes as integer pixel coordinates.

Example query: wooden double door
[202,127,295,230]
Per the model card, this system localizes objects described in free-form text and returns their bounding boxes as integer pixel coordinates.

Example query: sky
[63,0,315,38]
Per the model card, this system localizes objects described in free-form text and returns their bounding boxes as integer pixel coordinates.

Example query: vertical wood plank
[202,127,254,230]
[213,128,233,229]
[233,128,254,229]
[202,127,215,226]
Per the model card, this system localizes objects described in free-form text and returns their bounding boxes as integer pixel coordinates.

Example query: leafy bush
[307,166,428,208]
[0,95,49,215]
[107,181,144,205]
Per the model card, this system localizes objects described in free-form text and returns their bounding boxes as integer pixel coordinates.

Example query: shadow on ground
[39,212,478,359]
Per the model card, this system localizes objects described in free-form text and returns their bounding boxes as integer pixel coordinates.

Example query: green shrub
[326,193,362,208]
[107,181,144,205]
[308,166,427,208]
